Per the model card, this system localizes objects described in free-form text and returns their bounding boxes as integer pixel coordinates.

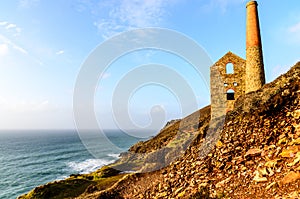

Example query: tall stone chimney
[245,1,265,93]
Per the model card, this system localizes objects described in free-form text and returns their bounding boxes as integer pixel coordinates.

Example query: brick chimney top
[246,1,257,8]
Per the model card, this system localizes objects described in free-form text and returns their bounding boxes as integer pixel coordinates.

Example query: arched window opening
[233,82,238,86]
[226,63,234,74]
[226,89,235,100]
[224,83,228,87]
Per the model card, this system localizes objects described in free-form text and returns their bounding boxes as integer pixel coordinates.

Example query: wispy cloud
[201,0,246,13]
[82,0,245,39]
[287,21,300,43]
[5,23,17,30]
[89,0,174,39]
[110,0,166,27]
[288,21,300,33]
[0,34,44,66]
[0,34,28,54]
[14,45,28,54]
[0,21,44,65]
[56,50,65,55]
[0,21,8,26]
[18,0,40,9]
[0,21,22,37]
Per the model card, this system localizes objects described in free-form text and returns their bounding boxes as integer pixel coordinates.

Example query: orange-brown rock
[281,171,300,185]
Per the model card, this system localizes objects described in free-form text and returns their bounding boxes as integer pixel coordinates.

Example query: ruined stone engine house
[210,1,266,119]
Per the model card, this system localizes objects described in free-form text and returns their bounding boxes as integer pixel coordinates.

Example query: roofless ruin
[210,1,266,119]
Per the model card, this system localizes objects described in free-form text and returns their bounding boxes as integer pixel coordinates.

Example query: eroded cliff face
[19,62,300,199]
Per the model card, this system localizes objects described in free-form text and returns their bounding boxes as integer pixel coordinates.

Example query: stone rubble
[90,62,300,199]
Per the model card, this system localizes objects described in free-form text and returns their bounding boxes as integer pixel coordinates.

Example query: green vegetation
[20,178,95,199]
[18,166,124,199]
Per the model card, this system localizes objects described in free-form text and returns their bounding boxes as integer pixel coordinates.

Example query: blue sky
[0,0,299,130]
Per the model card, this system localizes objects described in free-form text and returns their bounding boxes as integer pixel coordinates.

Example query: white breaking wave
[107,153,120,159]
[67,159,114,174]
[55,175,68,181]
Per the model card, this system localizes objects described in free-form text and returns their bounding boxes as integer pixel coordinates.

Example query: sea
[0,130,145,199]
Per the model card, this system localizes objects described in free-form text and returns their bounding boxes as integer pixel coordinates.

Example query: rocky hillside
[19,62,300,199]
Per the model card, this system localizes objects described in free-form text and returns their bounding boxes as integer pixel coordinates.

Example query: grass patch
[20,178,95,199]
[19,166,124,199]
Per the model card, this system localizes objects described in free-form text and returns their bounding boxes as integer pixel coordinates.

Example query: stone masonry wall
[210,52,246,119]
[245,45,265,93]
